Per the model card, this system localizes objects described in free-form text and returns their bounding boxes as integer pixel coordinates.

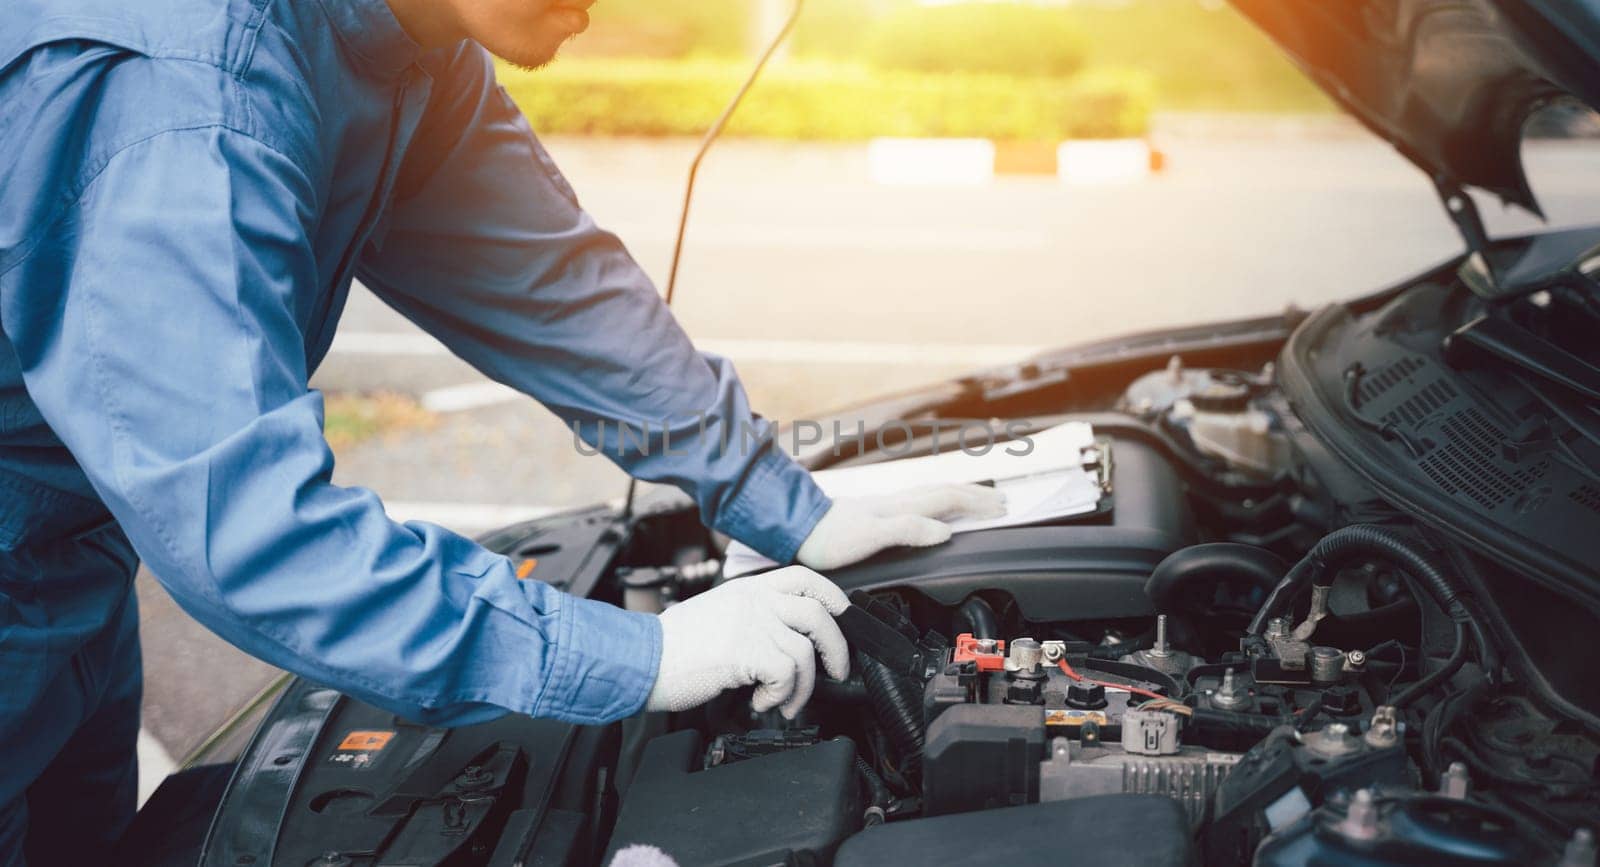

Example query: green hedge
[574,0,1086,77]
[568,0,1328,114]
[863,3,1088,78]
[499,59,1153,140]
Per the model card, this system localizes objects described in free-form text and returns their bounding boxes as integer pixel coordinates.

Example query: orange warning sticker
[1046,709,1109,727]
[337,730,395,752]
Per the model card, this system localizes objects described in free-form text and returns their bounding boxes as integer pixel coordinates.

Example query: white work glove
[794,484,1007,571]
[609,845,678,867]
[645,566,850,718]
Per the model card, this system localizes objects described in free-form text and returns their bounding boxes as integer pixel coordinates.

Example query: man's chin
[488,36,569,71]
[504,51,560,72]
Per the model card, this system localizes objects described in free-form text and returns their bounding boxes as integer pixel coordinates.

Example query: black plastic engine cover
[834,794,1194,866]
[921,704,1047,816]
[199,678,616,867]
[1279,279,1600,606]
[826,435,1193,620]
[602,730,862,866]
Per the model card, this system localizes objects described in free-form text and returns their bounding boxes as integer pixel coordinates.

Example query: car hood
[1229,0,1600,216]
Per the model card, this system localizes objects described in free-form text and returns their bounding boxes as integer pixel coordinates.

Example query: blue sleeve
[0,125,659,727]
[357,47,831,565]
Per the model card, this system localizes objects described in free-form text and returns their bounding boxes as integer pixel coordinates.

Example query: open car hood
[1229,0,1600,217]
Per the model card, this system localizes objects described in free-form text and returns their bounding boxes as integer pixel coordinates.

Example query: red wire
[1057,658,1170,703]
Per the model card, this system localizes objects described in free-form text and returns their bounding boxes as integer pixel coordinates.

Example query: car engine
[172,237,1600,867]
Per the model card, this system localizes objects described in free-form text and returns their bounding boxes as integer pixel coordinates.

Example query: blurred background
[505,0,1318,139]
[137,0,1600,796]
[505,0,1327,137]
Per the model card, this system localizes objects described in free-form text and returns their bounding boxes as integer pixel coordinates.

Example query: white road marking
[137,728,177,807]
[332,331,1043,415]
[330,331,450,356]
[867,138,997,186]
[419,381,521,413]
[1057,139,1155,186]
[332,331,1042,367]
[385,501,560,532]
[332,331,1045,414]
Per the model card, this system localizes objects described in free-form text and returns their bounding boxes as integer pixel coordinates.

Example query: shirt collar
[316,0,426,78]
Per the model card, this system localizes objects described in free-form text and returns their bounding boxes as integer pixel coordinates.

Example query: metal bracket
[1290,585,1331,642]
[1435,179,1491,256]
[1081,437,1115,496]
[1434,179,1499,296]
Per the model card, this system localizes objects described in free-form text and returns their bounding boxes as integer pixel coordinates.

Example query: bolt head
[1339,788,1382,841]
[1364,706,1400,748]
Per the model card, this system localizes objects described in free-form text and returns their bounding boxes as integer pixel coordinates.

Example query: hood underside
[1230,0,1600,217]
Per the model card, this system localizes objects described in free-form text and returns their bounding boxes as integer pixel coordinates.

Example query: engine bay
[171,234,1600,867]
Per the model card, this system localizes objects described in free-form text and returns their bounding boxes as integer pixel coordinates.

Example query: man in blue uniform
[0,0,1003,862]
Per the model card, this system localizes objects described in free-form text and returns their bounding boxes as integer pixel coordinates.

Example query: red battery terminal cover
[953,633,1007,671]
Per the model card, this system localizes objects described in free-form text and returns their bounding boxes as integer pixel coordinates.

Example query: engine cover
[826,434,1193,620]
[834,794,1195,867]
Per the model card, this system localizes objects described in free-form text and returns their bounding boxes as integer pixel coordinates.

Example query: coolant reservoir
[1174,381,1290,477]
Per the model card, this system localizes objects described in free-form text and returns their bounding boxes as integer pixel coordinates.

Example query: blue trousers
[0,525,142,866]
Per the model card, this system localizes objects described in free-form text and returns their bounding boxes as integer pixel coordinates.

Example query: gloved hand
[795,484,1007,571]
[645,566,850,718]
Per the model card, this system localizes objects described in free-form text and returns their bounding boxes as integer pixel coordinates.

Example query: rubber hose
[816,673,869,704]
[1190,707,1283,738]
[832,735,893,820]
[857,652,924,779]
[1308,596,1419,649]
[1293,694,1325,732]
[1145,543,1288,614]
[954,596,999,640]
[1248,524,1471,636]
[1423,677,1489,778]
[855,754,892,810]
[1390,621,1469,708]
[1435,541,1504,682]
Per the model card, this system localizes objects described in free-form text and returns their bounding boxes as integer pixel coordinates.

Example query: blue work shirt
[0,0,830,727]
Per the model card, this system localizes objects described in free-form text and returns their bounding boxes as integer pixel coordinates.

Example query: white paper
[723,421,1106,577]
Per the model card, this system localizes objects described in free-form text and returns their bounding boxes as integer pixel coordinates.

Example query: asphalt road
[137,133,1600,793]
[322,134,1600,410]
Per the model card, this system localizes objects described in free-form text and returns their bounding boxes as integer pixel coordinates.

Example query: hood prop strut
[1434,178,1500,295]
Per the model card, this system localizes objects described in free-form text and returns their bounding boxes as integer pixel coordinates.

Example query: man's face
[460,0,595,68]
